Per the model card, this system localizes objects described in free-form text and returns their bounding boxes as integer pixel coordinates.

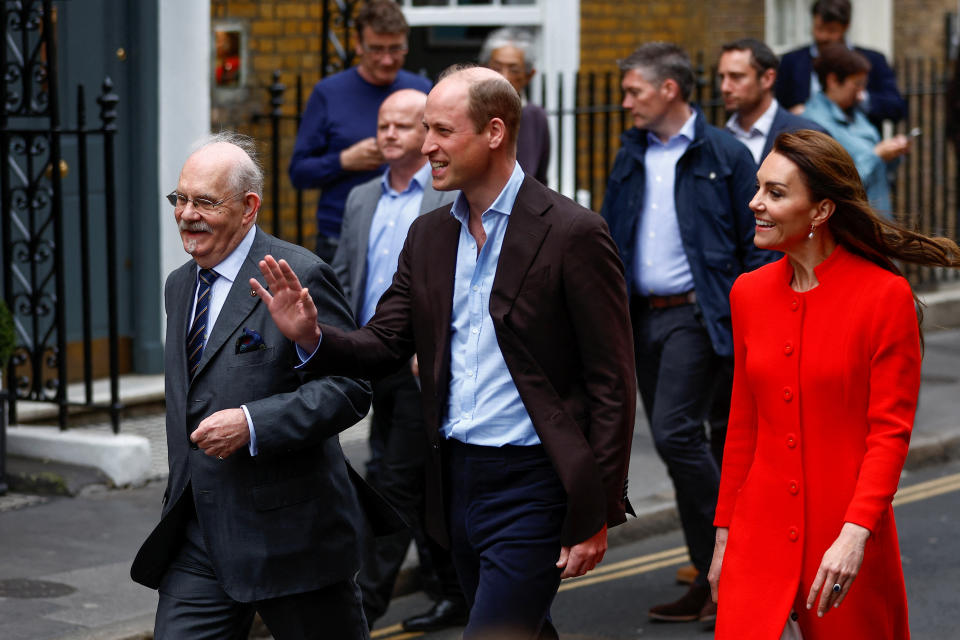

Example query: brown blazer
[308,176,636,548]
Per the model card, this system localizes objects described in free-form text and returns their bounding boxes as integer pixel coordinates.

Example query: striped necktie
[187,268,219,377]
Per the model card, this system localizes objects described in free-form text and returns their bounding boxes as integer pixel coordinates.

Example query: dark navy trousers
[444,439,566,640]
[630,300,723,585]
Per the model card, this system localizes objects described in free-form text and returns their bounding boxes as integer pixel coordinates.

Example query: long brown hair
[773,130,960,346]
[772,130,960,275]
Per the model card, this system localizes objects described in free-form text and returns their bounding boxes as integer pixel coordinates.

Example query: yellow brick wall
[893,0,952,62]
[577,0,764,207]
[211,0,349,245]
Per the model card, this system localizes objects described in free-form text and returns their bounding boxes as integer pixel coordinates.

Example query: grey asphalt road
[369,458,960,640]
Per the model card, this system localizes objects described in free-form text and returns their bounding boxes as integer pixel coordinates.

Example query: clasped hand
[557,524,607,579]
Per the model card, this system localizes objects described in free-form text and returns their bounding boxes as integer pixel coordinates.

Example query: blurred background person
[331,89,466,633]
[709,130,960,639]
[802,43,909,217]
[776,0,906,130]
[718,38,827,166]
[479,27,551,184]
[289,0,431,262]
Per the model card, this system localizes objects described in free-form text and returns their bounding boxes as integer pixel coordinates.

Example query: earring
[808,224,816,240]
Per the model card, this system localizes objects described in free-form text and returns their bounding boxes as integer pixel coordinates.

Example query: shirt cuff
[241,404,257,456]
[294,330,323,368]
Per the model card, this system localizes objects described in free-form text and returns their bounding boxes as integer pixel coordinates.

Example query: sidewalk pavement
[1,328,959,640]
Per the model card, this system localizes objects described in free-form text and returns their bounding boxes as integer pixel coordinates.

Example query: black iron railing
[1,1,123,434]
[255,55,960,290]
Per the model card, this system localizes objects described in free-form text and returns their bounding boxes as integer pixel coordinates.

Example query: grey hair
[479,27,537,72]
[191,131,264,198]
[618,42,695,102]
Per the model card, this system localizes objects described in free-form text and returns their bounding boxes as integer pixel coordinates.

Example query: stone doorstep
[10,374,166,424]
[5,426,151,488]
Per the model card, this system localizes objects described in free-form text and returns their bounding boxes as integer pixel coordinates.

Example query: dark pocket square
[236,327,266,354]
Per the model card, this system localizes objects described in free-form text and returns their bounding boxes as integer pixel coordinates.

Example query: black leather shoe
[401,598,469,632]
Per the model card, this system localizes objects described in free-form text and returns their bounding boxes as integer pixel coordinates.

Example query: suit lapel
[190,230,266,382]
[490,177,551,321]
[427,211,460,386]
[170,263,197,384]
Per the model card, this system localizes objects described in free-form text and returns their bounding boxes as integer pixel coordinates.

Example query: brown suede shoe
[674,563,699,585]
[699,597,717,630]
[648,584,710,622]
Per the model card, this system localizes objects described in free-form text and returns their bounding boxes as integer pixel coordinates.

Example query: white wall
[158,0,211,341]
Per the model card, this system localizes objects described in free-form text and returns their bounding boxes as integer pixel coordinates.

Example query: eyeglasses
[361,43,408,58]
[166,191,244,213]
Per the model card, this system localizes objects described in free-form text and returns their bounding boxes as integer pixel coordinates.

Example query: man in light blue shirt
[330,89,464,632]
[601,43,769,625]
[253,66,635,639]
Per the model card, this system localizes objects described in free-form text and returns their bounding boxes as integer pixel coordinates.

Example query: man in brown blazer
[251,65,635,640]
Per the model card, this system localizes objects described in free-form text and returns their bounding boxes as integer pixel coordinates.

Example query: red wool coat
[714,246,918,639]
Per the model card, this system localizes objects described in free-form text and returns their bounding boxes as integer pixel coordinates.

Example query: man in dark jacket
[775,0,905,130]
[600,42,771,625]
[719,38,828,166]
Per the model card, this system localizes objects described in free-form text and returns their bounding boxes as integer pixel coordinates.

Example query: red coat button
[783,387,793,401]
[788,527,799,541]
[788,481,799,495]
[784,342,793,356]
[790,298,799,311]
[786,434,797,448]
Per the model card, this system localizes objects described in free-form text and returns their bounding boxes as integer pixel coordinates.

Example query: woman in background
[802,43,910,217]
[707,130,960,639]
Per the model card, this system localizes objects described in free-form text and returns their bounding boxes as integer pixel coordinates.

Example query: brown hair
[438,63,521,149]
[813,43,870,88]
[812,0,852,25]
[773,130,960,338]
[355,0,409,39]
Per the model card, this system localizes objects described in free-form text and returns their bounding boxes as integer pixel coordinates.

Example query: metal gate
[1,0,122,433]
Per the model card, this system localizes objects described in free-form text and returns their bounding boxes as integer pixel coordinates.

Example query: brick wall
[211,0,354,245]
[577,0,763,207]
[893,0,953,62]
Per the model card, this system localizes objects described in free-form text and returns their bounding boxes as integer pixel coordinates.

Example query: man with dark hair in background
[776,0,906,129]
[601,42,771,626]
[719,38,827,166]
[289,0,430,262]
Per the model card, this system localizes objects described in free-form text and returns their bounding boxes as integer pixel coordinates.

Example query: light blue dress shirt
[359,163,430,325]
[725,98,780,165]
[634,112,697,296]
[442,162,539,447]
[194,224,260,455]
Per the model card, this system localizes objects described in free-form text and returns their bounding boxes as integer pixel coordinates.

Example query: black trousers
[358,366,464,623]
[445,439,565,640]
[154,514,369,640]
[631,299,725,585]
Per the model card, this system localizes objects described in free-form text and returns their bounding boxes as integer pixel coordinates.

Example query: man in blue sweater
[289,0,431,262]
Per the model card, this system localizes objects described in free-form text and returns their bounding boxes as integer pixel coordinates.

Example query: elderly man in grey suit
[131,132,373,639]
[334,89,466,632]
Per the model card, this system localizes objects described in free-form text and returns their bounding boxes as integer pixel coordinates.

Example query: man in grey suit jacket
[332,89,466,632]
[131,133,373,639]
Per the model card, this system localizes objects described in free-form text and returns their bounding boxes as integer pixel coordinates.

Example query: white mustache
[179,220,213,233]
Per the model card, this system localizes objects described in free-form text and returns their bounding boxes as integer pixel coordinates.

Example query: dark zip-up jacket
[601,109,773,358]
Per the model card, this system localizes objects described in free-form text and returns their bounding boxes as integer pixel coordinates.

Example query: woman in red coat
[707,130,960,639]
